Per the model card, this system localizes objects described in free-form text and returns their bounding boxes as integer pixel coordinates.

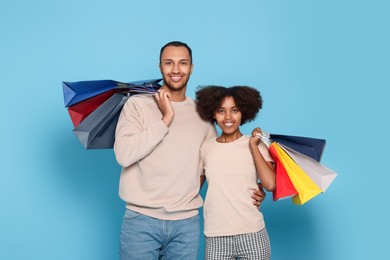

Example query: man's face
[159,46,193,92]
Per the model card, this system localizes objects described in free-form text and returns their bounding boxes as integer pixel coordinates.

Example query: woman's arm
[249,128,276,191]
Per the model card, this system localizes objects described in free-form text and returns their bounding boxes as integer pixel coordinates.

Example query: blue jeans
[120,209,200,260]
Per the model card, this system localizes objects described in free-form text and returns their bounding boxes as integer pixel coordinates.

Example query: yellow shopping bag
[272,142,322,205]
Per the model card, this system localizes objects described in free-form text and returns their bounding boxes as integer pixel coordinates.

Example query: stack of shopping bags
[257,133,337,205]
[62,78,162,149]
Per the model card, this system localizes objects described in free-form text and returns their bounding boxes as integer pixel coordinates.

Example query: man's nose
[171,63,180,73]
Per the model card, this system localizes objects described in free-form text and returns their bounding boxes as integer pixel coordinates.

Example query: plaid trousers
[205,228,271,260]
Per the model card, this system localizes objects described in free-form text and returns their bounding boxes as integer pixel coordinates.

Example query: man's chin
[164,82,188,91]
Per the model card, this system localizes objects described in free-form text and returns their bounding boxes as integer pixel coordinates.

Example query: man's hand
[252,183,266,209]
[154,89,175,126]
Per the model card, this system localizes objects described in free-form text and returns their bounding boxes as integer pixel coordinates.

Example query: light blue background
[1,0,389,259]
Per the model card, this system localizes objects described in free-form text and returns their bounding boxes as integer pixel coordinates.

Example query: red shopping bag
[68,89,122,127]
[269,144,298,201]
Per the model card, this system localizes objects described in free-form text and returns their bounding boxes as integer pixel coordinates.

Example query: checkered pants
[205,228,271,260]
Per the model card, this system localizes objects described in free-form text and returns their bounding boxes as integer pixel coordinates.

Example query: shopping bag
[270,134,326,162]
[73,93,129,149]
[63,79,160,107]
[279,144,337,192]
[273,143,322,205]
[68,89,124,127]
[269,144,298,201]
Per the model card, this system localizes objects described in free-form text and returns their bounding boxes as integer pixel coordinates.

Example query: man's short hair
[159,41,193,64]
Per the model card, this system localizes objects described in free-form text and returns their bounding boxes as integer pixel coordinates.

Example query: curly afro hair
[195,85,263,125]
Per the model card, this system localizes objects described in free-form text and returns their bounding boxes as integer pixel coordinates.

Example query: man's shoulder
[122,94,157,115]
[200,137,217,152]
[127,94,155,106]
[186,96,195,104]
[203,137,216,145]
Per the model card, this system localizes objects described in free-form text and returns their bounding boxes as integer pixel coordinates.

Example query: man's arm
[114,97,169,167]
[252,183,266,208]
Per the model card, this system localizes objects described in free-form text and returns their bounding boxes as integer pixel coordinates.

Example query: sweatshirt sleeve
[205,123,218,141]
[114,98,169,167]
[197,123,217,176]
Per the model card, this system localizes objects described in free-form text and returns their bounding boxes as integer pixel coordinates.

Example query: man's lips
[170,76,182,82]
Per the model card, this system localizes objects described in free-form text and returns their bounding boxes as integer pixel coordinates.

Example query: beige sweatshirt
[114,95,217,220]
[200,135,273,237]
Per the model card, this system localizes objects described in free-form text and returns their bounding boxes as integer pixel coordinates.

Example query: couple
[114,41,276,260]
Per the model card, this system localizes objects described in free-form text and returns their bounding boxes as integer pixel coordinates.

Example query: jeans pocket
[123,209,141,220]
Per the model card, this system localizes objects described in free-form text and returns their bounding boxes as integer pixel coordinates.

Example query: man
[114,41,265,259]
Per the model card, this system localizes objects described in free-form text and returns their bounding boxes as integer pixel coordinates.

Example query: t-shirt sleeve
[258,142,273,163]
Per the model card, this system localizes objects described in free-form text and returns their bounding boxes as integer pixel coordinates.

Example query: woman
[196,85,275,260]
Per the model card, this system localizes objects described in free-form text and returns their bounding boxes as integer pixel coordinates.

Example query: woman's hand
[249,127,262,148]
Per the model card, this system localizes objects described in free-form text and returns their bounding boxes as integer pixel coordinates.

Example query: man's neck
[161,86,187,102]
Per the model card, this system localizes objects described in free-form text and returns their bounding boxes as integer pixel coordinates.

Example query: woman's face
[214,96,242,135]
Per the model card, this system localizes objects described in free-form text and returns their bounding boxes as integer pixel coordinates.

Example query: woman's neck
[216,131,243,143]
